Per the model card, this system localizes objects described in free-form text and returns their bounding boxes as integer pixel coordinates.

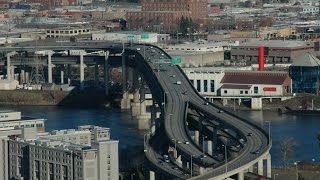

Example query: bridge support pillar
[133,85,150,130]
[10,66,15,80]
[194,130,200,145]
[121,92,131,110]
[104,51,109,96]
[251,98,262,110]
[207,140,213,156]
[182,158,188,169]
[199,167,206,174]
[25,72,30,83]
[47,53,53,83]
[237,170,244,180]
[248,166,253,173]
[150,102,157,134]
[67,64,71,85]
[20,70,25,84]
[222,98,228,106]
[6,53,11,80]
[258,159,263,176]
[176,155,182,164]
[267,153,271,178]
[149,170,155,180]
[131,90,140,117]
[238,98,242,106]
[80,52,85,90]
[60,67,64,84]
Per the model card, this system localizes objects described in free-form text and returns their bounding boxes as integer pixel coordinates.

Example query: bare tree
[278,137,296,168]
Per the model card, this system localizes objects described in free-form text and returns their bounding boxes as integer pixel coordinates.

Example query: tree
[278,137,296,168]
[178,16,197,34]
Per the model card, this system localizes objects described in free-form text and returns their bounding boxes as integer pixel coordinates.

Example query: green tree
[178,17,196,34]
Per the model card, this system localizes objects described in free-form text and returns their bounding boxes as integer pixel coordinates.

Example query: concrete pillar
[121,91,131,110]
[176,155,182,164]
[258,159,263,176]
[20,70,25,84]
[67,64,71,78]
[47,53,52,83]
[194,130,199,144]
[207,140,213,156]
[80,52,85,90]
[212,128,218,153]
[199,167,206,174]
[149,170,155,180]
[222,99,228,106]
[10,66,15,80]
[104,51,109,96]
[248,166,253,173]
[182,159,188,169]
[60,68,64,84]
[238,98,242,106]
[6,53,11,80]
[25,72,29,83]
[251,98,263,110]
[237,171,244,180]
[267,154,271,178]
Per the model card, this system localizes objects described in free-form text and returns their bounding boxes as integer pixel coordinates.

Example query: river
[1,105,318,167]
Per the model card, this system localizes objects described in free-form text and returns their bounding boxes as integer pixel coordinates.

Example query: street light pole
[190,154,194,177]
[223,144,228,174]
[294,161,300,180]
[202,135,207,156]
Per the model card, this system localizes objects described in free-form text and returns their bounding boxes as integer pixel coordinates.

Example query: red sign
[263,87,276,91]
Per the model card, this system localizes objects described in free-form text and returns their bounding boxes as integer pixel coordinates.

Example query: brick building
[126,0,208,32]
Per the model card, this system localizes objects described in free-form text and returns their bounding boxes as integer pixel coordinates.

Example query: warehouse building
[220,71,292,97]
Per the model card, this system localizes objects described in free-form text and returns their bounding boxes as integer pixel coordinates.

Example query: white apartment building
[0,125,118,180]
[0,111,45,132]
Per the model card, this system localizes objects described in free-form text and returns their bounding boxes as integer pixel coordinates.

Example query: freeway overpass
[0,42,271,180]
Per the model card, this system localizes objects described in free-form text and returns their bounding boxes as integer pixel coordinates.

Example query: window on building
[196,80,201,92]
[254,87,258,94]
[240,90,243,94]
[210,80,215,92]
[204,80,208,92]
[224,90,227,94]
[245,91,248,94]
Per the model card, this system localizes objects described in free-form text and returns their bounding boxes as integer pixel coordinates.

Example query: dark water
[1,105,318,167]
[237,110,320,166]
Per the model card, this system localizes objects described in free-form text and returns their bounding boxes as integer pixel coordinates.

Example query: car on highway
[176,81,182,85]
[252,150,260,154]
[184,141,190,145]
[247,133,252,137]
[218,110,224,113]
[182,91,188,95]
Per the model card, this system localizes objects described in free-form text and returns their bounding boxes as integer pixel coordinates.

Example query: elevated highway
[0,42,271,180]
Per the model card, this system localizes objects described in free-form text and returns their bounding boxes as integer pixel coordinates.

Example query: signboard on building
[263,87,276,91]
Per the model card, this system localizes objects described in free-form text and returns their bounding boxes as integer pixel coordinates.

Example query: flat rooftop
[239,40,312,48]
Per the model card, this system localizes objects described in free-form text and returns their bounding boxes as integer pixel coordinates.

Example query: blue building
[289,53,320,94]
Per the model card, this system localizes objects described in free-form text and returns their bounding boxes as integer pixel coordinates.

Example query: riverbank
[214,94,320,111]
[0,90,117,107]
